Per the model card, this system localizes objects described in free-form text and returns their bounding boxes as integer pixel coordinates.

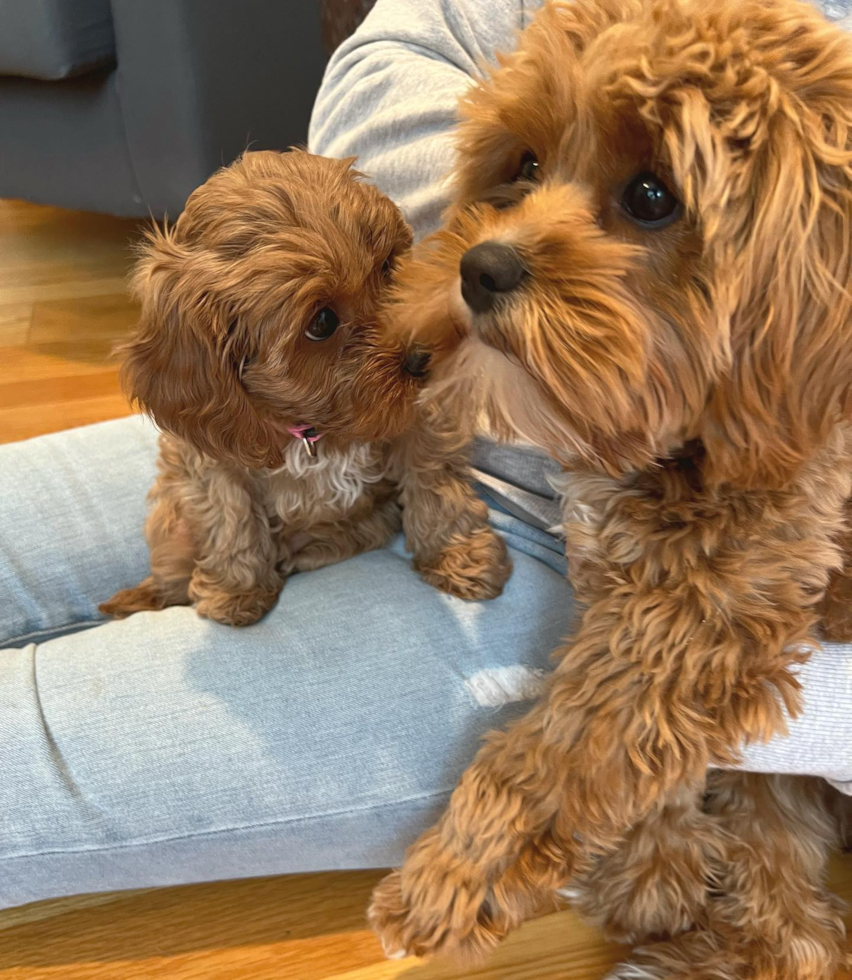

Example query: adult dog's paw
[416,527,512,601]
[368,831,508,962]
[368,871,413,960]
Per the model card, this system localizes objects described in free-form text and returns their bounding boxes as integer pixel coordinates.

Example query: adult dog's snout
[460,242,526,314]
[403,347,431,378]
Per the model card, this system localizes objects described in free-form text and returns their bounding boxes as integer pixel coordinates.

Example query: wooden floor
[0,199,138,442]
[1,196,852,978]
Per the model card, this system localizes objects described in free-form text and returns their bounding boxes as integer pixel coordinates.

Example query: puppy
[369,1,852,977]
[101,150,510,626]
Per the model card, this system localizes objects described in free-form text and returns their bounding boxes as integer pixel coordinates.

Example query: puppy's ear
[120,226,280,468]
[700,16,852,488]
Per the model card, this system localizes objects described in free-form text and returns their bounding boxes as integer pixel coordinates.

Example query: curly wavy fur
[101,150,510,626]
[369,1,852,976]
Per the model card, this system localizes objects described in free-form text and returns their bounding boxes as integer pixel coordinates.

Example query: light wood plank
[0,199,140,442]
[0,304,31,345]
[2,860,851,980]
[1,277,130,307]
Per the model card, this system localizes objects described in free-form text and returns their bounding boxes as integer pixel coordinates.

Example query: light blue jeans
[0,416,573,910]
[4,417,852,911]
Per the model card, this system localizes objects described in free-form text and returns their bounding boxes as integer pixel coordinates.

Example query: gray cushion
[0,0,115,80]
[0,70,143,215]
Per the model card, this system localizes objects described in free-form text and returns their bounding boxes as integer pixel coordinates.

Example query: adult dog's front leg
[370,469,836,959]
[370,619,802,960]
[369,697,568,960]
[369,646,709,957]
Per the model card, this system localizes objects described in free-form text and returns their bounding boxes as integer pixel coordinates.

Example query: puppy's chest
[261,441,390,527]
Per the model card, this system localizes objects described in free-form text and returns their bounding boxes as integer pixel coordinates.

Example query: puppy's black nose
[460,242,526,314]
[403,348,431,378]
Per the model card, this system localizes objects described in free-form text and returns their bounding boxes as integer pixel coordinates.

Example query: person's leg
[1,415,159,647]
[2,451,573,908]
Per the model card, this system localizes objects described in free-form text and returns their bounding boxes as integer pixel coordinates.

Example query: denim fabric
[0,416,575,908]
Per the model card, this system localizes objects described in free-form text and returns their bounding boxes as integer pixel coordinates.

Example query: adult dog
[370,0,852,975]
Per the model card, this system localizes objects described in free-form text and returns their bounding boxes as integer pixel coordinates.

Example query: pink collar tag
[287,425,322,458]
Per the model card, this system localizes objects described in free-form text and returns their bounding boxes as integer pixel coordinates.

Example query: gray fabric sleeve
[739,644,852,793]
[308,0,534,238]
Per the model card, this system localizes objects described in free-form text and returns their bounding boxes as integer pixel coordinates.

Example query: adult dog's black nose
[403,347,431,378]
[460,242,526,314]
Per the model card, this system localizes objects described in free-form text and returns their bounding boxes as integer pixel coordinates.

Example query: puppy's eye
[381,256,393,278]
[513,152,539,183]
[306,307,340,342]
[621,172,680,226]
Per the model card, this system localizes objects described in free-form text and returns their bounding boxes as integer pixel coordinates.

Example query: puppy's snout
[403,347,431,378]
[460,242,526,314]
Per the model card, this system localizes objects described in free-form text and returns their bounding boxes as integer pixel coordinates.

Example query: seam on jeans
[4,620,102,648]
[31,652,89,806]
[3,788,454,862]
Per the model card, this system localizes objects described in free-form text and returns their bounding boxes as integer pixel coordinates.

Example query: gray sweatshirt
[309,0,852,788]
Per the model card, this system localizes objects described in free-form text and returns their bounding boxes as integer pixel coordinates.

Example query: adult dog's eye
[306,307,340,342]
[621,172,680,226]
[514,151,539,183]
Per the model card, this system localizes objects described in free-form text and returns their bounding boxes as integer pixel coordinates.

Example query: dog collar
[287,424,322,458]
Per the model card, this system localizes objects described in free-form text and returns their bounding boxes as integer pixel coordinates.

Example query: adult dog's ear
[119,225,281,468]
[699,9,852,489]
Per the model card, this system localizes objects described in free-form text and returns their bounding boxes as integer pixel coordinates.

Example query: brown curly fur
[368,0,852,975]
[822,495,852,642]
[100,150,510,626]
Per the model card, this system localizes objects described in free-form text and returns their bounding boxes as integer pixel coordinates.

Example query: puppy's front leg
[392,398,511,601]
[188,467,282,627]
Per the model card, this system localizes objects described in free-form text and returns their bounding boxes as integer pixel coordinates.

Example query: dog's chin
[436,332,585,462]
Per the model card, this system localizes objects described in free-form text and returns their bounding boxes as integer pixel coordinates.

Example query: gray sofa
[0,0,326,217]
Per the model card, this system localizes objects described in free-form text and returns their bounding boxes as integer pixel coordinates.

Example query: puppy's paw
[416,527,512,601]
[192,585,281,626]
[99,575,192,619]
[368,832,508,962]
